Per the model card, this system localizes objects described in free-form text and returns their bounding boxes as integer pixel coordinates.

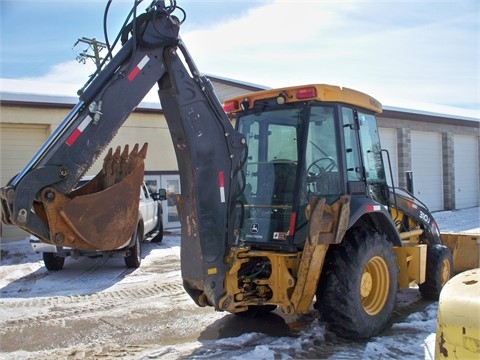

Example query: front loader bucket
[34,143,148,251]
[441,232,480,273]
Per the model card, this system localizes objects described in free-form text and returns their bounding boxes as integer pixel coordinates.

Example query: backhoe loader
[1,0,478,339]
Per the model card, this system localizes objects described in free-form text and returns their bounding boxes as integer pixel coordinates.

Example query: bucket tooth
[138,142,148,160]
[121,143,130,159]
[130,143,139,157]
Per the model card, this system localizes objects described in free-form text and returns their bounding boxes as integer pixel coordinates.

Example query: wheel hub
[440,258,451,286]
[360,256,390,316]
[361,272,373,298]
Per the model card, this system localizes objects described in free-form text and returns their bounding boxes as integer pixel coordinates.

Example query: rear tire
[419,244,453,300]
[43,252,65,271]
[315,229,398,338]
[124,228,141,268]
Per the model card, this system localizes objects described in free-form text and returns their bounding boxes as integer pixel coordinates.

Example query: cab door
[356,110,389,205]
[341,107,388,205]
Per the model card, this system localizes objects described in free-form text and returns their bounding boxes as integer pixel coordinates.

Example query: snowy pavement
[432,207,480,234]
[0,207,478,359]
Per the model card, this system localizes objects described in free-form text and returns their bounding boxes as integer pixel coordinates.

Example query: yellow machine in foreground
[435,268,480,358]
[435,233,479,359]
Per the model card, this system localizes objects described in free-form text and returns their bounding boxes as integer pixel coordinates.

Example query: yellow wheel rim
[360,256,389,316]
[440,258,451,286]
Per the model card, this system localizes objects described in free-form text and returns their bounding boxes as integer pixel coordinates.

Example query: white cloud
[180,0,478,109]
[1,61,96,97]
[1,0,478,117]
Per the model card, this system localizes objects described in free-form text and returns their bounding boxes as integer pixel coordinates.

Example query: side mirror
[154,188,167,201]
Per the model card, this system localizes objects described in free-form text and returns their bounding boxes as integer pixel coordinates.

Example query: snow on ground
[432,206,480,234]
[0,207,478,359]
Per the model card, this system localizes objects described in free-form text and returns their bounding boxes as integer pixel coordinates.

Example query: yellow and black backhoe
[1,0,478,339]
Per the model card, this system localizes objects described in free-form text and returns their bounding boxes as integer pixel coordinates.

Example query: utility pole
[74,37,107,71]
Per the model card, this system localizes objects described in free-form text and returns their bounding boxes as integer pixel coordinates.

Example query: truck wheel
[152,206,164,243]
[419,244,453,300]
[315,229,398,338]
[124,227,141,268]
[43,252,65,271]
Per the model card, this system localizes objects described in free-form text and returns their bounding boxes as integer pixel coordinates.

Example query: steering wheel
[306,157,337,177]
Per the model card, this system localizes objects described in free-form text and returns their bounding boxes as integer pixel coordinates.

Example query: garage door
[379,128,398,187]
[0,124,49,241]
[411,131,443,211]
[454,135,479,209]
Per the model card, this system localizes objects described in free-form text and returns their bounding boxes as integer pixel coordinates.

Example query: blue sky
[1,0,478,115]
[0,1,265,78]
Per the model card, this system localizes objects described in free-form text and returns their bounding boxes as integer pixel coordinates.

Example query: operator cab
[224,85,388,252]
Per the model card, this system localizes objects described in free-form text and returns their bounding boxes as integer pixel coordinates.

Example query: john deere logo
[250,223,259,233]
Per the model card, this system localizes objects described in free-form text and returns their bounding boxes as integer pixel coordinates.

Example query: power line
[73,37,106,71]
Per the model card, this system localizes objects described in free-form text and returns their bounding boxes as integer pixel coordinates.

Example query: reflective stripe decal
[218,171,225,203]
[66,116,93,146]
[365,204,382,212]
[127,55,150,81]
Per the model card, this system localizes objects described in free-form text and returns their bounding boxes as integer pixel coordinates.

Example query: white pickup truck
[30,179,166,270]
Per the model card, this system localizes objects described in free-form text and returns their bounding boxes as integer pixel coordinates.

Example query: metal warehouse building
[1,77,479,242]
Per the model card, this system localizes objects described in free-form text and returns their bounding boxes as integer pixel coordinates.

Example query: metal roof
[1,76,478,123]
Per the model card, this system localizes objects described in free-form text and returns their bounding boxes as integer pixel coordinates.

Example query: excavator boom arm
[0,1,246,307]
